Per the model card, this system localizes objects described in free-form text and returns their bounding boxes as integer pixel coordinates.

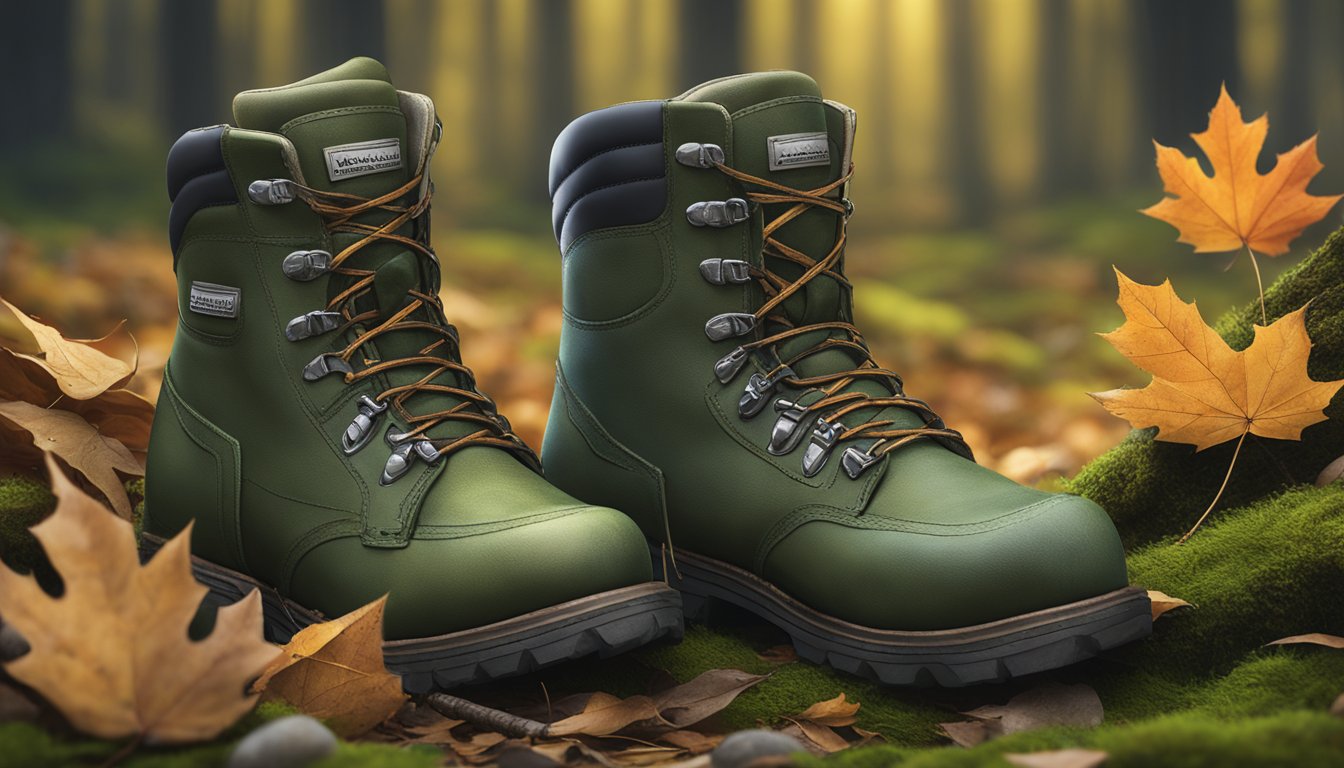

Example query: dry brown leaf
[0,298,135,400]
[252,596,406,737]
[547,692,664,737]
[1092,271,1344,451]
[1266,633,1344,649]
[780,719,850,755]
[1005,749,1109,768]
[1147,590,1193,621]
[757,645,798,665]
[795,692,860,727]
[1143,85,1341,257]
[0,455,279,743]
[655,729,722,754]
[0,400,141,518]
[652,668,768,729]
[943,683,1104,747]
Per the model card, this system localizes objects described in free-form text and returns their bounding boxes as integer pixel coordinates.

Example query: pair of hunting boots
[145,57,1151,693]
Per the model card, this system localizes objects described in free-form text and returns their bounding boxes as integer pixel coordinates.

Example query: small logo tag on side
[188,282,240,318]
[323,137,404,182]
[767,131,831,171]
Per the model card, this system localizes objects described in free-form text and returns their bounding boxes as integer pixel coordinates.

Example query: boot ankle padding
[549,101,667,252]
[167,125,236,256]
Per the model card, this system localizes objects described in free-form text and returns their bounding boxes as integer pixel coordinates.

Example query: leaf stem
[1247,245,1267,325]
[1179,429,1248,544]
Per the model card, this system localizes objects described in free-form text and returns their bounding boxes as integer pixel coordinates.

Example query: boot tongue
[232,56,410,199]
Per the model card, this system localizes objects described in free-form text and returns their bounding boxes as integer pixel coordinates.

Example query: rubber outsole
[139,534,684,693]
[652,546,1152,687]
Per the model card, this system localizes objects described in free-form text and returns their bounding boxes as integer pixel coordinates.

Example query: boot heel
[138,533,322,644]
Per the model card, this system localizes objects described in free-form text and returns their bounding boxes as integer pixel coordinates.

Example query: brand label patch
[323,137,404,182]
[188,282,240,318]
[767,131,831,171]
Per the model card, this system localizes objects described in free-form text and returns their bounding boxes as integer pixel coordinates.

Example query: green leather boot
[143,57,681,692]
[542,72,1150,686]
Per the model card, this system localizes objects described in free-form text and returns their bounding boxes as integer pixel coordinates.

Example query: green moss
[1071,225,1344,548]
[314,743,445,768]
[0,473,55,573]
[815,711,1344,768]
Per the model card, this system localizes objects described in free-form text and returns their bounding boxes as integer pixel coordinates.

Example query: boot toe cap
[763,493,1129,631]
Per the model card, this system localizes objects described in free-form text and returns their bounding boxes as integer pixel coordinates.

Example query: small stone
[0,621,29,661]
[228,715,337,768]
[711,729,805,768]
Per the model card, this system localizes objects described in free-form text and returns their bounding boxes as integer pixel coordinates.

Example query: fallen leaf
[0,400,141,518]
[1266,633,1344,649]
[1092,271,1344,450]
[943,683,1104,746]
[0,455,279,743]
[1142,85,1341,256]
[656,729,722,754]
[795,693,860,727]
[1316,455,1344,487]
[1147,590,1193,621]
[0,298,134,400]
[781,719,850,754]
[253,596,406,737]
[652,668,768,729]
[1005,749,1110,768]
[546,692,663,737]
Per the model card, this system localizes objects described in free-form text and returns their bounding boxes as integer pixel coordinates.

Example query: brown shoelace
[291,174,537,465]
[712,162,972,463]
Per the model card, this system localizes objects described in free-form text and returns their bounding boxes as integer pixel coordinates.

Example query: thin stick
[1247,245,1267,325]
[1179,429,1248,544]
[426,693,549,739]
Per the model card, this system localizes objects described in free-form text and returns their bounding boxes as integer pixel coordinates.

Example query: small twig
[1247,244,1268,325]
[99,733,143,768]
[426,692,549,739]
[1179,429,1248,544]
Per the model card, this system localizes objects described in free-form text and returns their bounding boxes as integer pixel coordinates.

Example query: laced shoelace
[711,161,972,467]
[290,174,538,468]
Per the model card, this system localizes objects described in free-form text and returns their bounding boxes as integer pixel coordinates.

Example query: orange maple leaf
[1142,85,1340,257]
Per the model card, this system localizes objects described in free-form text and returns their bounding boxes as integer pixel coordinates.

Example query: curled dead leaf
[1005,748,1109,768]
[0,400,141,518]
[0,298,135,400]
[546,692,664,737]
[0,456,279,743]
[252,596,406,738]
[1147,590,1193,621]
[1266,633,1344,650]
[652,668,768,729]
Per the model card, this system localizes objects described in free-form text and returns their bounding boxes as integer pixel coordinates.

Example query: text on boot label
[188,282,240,318]
[767,132,831,171]
[323,137,404,182]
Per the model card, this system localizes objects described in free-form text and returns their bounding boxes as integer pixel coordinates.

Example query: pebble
[711,729,805,768]
[228,715,337,768]
[0,621,29,661]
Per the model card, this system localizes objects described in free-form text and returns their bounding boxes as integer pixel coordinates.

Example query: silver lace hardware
[841,445,881,479]
[739,366,794,419]
[714,346,750,383]
[769,399,813,455]
[302,353,353,381]
[705,312,756,341]
[686,198,749,227]
[247,179,296,205]
[342,395,388,455]
[699,258,753,285]
[381,428,441,485]
[282,250,333,281]
[284,311,341,341]
[675,142,725,168]
[801,418,845,477]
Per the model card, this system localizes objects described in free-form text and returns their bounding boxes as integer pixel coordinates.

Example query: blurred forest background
[2,0,1343,482]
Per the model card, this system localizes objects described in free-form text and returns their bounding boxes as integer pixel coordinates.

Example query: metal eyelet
[739,366,794,419]
[381,428,441,485]
[247,179,296,205]
[686,198,750,227]
[675,142,725,168]
[699,258,753,285]
[282,250,333,281]
[841,446,881,479]
[342,395,388,455]
[801,418,845,477]
[302,353,353,381]
[285,311,342,341]
[768,400,811,455]
[714,346,750,383]
[705,312,756,341]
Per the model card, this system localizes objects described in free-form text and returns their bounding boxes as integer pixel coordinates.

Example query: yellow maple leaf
[1142,85,1341,257]
[1091,269,1343,450]
[0,456,280,743]
[252,596,406,738]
